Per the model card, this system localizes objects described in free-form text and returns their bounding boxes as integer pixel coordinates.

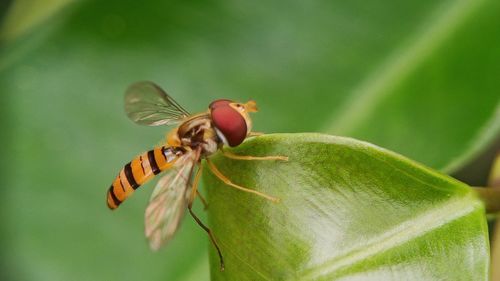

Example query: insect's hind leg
[188,164,224,271]
[221,148,288,162]
[206,158,280,203]
[188,206,224,271]
[188,164,208,209]
[196,190,208,210]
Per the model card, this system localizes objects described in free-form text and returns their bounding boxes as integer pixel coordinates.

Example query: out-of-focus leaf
[205,134,488,280]
[488,154,500,281]
[1,0,498,280]
[0,0,74,42]
[2,0,498,172]
[324,0,500,172]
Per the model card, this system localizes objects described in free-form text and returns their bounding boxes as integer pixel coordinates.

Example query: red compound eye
[209,99,232,110]
[210,104,247,147]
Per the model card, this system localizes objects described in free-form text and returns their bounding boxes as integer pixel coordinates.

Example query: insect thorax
[176,113,221,157]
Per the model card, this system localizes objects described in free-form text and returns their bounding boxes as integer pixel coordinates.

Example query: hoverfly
[106,81,287,270]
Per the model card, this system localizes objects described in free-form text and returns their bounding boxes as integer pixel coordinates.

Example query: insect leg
[248,131,264,137]
[196,190,208,210]
[188,164,208,210]
[206,159,280,203]
[221,148,288,162]
[188,206,225,271]
[188,164,203,208]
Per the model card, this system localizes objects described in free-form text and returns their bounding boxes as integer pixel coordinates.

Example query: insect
[106,81,287,270]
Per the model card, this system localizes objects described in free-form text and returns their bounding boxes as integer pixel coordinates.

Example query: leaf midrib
[301,193,482,280]
[212,134,482,280]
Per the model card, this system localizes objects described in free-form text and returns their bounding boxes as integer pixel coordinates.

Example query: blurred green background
[0,0,498,280]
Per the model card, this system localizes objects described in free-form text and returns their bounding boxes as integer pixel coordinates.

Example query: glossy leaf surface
[204,134,488,280]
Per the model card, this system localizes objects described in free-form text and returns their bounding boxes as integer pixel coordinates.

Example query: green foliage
[0,0,498,280]
[205,134,488,280]
[323,0,500,172]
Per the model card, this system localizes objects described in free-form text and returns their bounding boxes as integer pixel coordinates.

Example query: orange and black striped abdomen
[107,146,186,209]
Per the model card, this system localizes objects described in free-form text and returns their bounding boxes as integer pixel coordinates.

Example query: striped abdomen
[107,146,186,209]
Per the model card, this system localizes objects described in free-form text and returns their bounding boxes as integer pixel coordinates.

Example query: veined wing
[144,150,198,250]
[125,81,190,126]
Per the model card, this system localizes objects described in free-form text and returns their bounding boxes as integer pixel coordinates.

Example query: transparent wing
[125,81,190,126]
[144,151,198,250]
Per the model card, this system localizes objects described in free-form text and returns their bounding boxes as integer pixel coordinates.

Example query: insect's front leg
[206,158,280,203]
[221,147,288,161]
[248,131,264,137]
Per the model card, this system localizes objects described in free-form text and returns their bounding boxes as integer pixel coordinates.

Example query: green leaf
[0,0,74,42]
[2,0,499,173]
[324,0,500,173]
[204,133,488,280]
[1,1,498,280]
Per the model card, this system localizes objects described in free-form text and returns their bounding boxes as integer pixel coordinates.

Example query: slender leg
[188,165,225,271]
[206,159,280,203]
[189,165,204,208]
[221,148,288,161]
[197,190,208,210]
[248,131,264,137]
[188,207,224,271]
[189,165,208,209]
